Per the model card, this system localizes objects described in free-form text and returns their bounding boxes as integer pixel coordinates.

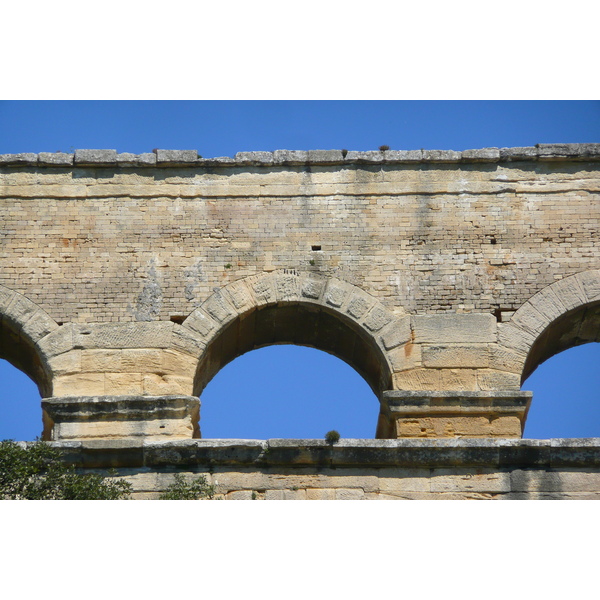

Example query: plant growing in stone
[159,473,215,500]
[379,145,390,152]
[0,440,131,500]
[325,430,341,445]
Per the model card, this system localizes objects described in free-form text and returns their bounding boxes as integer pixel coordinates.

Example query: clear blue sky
[0,100,599,441]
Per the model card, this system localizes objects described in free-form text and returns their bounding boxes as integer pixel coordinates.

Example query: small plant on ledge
[325,430,341,445]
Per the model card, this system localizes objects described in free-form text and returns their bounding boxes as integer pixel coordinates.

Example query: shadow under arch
[183,272,402,436]
[0,284,58,398]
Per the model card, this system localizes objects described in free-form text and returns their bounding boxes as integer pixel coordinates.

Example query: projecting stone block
[74,149,118,164]
[307,150,344,162]
[235,152,274,164]
[155,150,198,164]
[38,152,74,165]
[0,153,38,164]
[461,148,500,161]
[412,314,496,344]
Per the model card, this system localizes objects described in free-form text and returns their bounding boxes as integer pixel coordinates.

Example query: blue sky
[0,100,599,441]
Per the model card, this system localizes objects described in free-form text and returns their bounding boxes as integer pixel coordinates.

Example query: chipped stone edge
[1,144,600,168]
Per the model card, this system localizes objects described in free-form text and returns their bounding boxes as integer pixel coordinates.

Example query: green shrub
[0,440,131,500]
[159,473,215,500]
[324,430,341,445]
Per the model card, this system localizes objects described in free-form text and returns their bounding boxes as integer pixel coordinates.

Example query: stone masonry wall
[0,145,599,443]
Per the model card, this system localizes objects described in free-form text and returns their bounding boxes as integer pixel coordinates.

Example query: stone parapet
[47,437,600,469]
[1,144,600,168]
[378,390,532,439]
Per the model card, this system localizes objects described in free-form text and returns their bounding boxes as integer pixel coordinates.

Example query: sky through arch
[199,345,379,439]
[522,343,600,439]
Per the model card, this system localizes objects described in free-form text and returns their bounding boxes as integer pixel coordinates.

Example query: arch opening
[522,342,600,439]
[193,302,393,399]
[521,300,600,384]
[192,301,393,439]
[199,345,379,439]
[0,358,43,441]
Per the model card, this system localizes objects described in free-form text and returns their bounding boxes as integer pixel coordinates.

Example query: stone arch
[181,271,409,401]
[497,269,600,384]
[0,284,60,397]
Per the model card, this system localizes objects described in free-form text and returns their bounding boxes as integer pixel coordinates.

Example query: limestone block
[142,374,193,396]
[273,150,309,164]
[161,349,199,376]
[527,286,567,323]
[116,153,156,166]
[21,311,59,342]
[477,370,520,391]
[379,317,411,350]
[37,325,75,359]
[461,148,500,161]
[499,147,537,160]
[202,292,236,324]
[387,344,422,372]
[438,369,478,391]
[510,470,600,493]
[335,488,365,500]
[323,279,351,309]
[4,294,38,331]
[52,373,106,396]
[248,273,277,305]
[171,324,206,357]
[422,344,490,368]
[155,150,198,164]
[346,291,374,321]
[510,304,548,336]
[234,152,274,164]
[384,150,423,162]
[119,349,163,372]
[299,274,326,301]
[183,309,218,338]
[226,490,256,500]
[577,270,600,302]
[38,152,74,165]
[430,470,511,493]
[377,468,432,492]
[0,153,38,164]
[48,350,81,376]
[104,373,143,395]
[307,150,344,162]
[412,314,496,344]
[497,322,536,355]
[52,418,193,440]
[74,322,174,350]
[422,150,462,162]
[274,272,301,303]
[490,346,526,374]
[265,489,307,500]
[306,488,337,500]
[393,368,440,390]
[222,280,256,312]
[74,149,117,164]
[551,275,588,311]
[395,415,521,438]
[363,304,393,332]
[80,349,122,372]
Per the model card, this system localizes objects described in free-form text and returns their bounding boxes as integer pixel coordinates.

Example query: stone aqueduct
[1,144,599,499]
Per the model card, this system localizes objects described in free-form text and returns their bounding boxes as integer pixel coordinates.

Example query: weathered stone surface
[155,149,198,164]
[412,314,496,344]
[74,149,118,164]
[38,152,74,165]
